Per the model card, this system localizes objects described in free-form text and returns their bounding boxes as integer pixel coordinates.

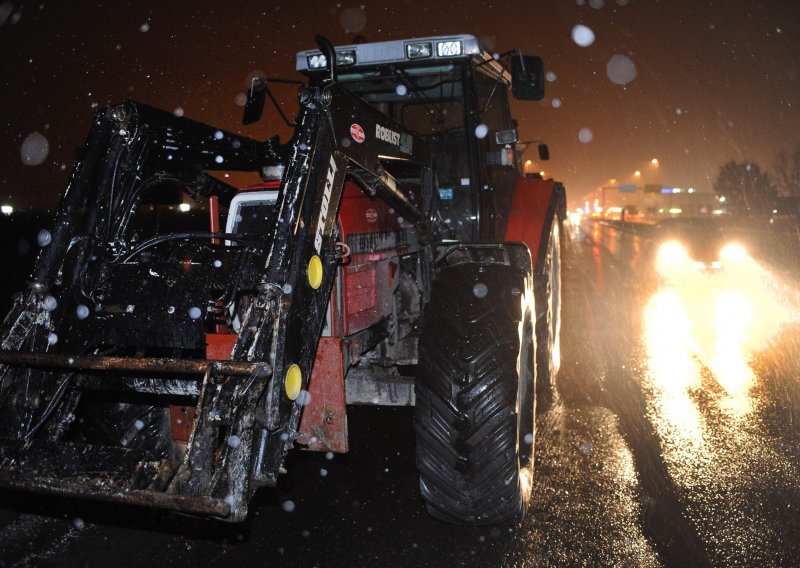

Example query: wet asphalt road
[3,219,800,567]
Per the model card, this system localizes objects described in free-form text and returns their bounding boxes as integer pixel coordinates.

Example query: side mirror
[243,77,266,125]
[538,143,550,161]
[511,55,544,101]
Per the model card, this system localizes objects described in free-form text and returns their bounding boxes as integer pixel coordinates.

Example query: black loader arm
[0,82,430,521]
[231,82,432,489]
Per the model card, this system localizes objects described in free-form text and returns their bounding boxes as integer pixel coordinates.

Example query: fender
[504,178,566,274]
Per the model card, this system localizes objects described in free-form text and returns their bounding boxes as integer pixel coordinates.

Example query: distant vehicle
[653,217,747,275]
[621,205,643,223]
[603,204,643,223]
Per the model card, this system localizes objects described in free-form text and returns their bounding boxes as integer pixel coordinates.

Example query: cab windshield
[338,63,467,192]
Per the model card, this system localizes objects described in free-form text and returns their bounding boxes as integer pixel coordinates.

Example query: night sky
[1,0,798,210]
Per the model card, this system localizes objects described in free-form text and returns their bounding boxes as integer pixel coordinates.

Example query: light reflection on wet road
[3,219,800,566]
[580,219,800,566]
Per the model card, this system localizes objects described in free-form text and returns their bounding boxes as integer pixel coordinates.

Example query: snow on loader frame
[0,34,565,524]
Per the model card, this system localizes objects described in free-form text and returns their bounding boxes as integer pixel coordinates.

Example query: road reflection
[643,289,705,444]
[646,256,792,417]
[575,219,800,562]
[644,254,799,432]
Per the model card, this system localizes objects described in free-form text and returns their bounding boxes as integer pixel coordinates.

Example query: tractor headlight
[261,164,286,182]
[406,42,432,59]
[307,53,328,69]
[436,40,463,57]
[336,49,357,66]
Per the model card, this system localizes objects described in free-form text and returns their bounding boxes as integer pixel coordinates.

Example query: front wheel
[415,260,535,524]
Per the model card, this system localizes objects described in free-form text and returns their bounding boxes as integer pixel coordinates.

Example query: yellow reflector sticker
[308,255,323,289]
[285,364,302,400]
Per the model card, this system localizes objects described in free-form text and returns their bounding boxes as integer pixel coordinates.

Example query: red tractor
[0,34,564,525]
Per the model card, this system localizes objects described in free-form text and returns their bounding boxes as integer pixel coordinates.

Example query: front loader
[0,34,565,524]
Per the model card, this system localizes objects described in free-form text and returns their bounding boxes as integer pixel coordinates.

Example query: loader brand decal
[365,208,378,223]
[314,156,338,253]
[350,123,365,144]
[375,124,413,155]
[375,124,400,146]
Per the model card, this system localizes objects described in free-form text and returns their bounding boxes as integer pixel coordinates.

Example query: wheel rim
[517,318,535,468]
[548,222,562,375]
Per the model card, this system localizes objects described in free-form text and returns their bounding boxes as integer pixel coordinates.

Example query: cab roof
[296,34,509,85]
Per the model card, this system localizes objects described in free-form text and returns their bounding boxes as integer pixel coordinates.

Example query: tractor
[0,34,564,525]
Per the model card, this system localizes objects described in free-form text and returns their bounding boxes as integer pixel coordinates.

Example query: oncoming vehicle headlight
[720,242,747,262]
[657,240,689,272]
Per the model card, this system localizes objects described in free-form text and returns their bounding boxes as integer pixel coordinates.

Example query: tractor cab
[291,34,545,242]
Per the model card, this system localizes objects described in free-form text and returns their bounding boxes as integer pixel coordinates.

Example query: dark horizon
[1,0,798,211]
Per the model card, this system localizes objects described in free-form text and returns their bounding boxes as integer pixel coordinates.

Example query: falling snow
[339,7,366,33]
[42,295,57,312]
[0,2,12,26]
[37,229,52,247]
[20,132,49,166]
[571,25,595,47]
[606,54,637,85]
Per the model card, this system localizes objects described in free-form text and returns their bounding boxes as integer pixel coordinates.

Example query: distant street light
[651,158,659,166]
[634,170,642,177]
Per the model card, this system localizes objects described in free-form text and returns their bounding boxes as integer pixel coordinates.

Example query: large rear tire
[535,220,562,412]
[415,262,535,524]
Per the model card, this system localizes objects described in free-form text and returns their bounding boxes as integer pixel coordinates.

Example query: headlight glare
[657,240,689,272]
[720,242,747,262]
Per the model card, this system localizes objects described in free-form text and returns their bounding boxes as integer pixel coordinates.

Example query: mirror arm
[263,81,296,128]
[315,35,338,83]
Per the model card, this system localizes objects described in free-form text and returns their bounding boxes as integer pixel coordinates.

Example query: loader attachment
[0,80,431,519]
